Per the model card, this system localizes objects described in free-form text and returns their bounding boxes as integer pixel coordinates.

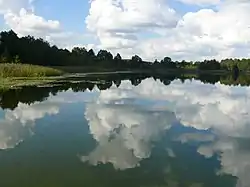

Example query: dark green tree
[97,50,113,61]
[131,55,142,63]
[114,53,122,61]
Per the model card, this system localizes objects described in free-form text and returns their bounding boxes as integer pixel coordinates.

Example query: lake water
[0,74,249,187]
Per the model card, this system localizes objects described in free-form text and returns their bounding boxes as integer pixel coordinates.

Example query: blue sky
[33,0,90,32]
[0,0,249,61]
[0,0,201,35]
[24,0,201,35]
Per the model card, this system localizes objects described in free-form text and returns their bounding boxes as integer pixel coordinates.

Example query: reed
[0,63,63,77]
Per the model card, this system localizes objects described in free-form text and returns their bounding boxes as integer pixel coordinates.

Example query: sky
[0,0,250,61]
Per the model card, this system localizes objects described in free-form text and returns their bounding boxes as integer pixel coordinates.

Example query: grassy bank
[0,63,63,78]
[0,63,64,90]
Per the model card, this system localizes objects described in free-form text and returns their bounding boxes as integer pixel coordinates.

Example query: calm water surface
[0,75,249,187]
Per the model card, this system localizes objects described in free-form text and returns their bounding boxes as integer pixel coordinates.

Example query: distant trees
[221,58,250,71]
[1,30,250,73]
[158,57,177,69]
[198,59,221,70]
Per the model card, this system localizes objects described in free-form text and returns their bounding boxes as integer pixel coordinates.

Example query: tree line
[0,30,248,73]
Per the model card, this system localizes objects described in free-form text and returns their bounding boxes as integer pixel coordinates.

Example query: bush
[0,63,63,77]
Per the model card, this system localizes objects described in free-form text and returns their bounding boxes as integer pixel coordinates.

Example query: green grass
[0,63,63,78]
[0,63,64,91]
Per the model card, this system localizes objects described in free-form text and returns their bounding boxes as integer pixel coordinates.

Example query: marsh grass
[0,77,62,91]
[0,63,63,78]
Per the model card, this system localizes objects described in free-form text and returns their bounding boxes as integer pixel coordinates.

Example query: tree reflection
[1,72,250,110]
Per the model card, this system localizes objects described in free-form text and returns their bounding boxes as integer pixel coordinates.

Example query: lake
[0,73,249,187]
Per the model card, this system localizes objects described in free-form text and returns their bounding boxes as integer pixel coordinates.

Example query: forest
[0,30,249,74]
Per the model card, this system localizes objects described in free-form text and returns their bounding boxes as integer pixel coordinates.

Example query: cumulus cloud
[4,8,61,37]
[86,0,178,50]
[86,0,250,61]
[0,0,59,38]
[135,0,250,61]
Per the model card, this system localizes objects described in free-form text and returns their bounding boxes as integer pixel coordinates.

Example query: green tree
[114,53,122,61]
[88,49,95,57]
[97,50,113,61]
[72,47,87,56]
[131,55,142,63]
[162,57,172,64]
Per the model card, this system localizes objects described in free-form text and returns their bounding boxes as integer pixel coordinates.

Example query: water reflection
[0,101,59,149]
[82,102,176,170]
[80,77,250,186]
[0,74,250,186]
[1,72,250,110]
[196,137,250,187]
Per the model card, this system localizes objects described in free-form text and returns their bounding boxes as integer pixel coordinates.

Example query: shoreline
[0,77,62,90]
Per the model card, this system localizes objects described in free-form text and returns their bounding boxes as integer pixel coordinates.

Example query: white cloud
[135,0,250,61]
[0,0,33,14]
[4,8,61,37]
[0,0,62,43]
[86,0,178,50]
[86,0,250,61]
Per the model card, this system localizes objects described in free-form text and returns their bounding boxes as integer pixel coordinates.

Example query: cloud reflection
[82,102,176,170]
[0,101,59,149]
[82,77,250,185]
